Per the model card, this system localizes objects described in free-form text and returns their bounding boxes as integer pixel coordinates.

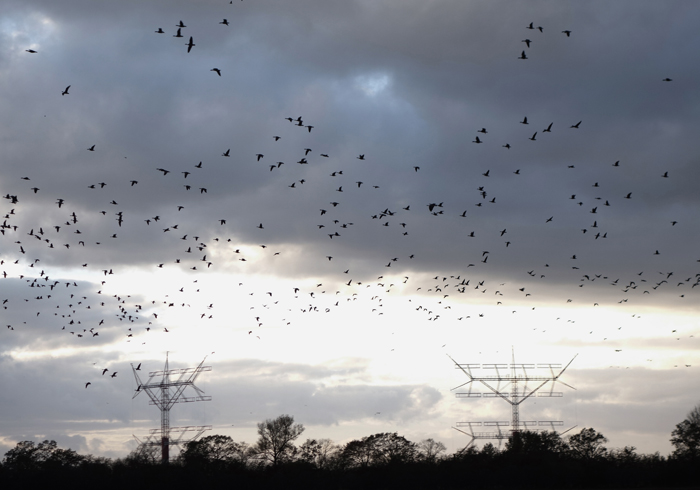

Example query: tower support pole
[132,352,212,464]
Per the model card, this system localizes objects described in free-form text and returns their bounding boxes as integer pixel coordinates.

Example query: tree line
[1,405,699,489]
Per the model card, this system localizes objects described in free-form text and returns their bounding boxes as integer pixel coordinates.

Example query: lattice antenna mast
[448,349,577,449]
[132,352,212,464]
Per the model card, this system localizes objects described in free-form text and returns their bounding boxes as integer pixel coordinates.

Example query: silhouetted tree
[339,437,374,468]
[417,438,447,462]
[180,434,251,469]
[123,442,160,466]
[0,433,694,490]
[2,440,83,471]
[671,403,700,459]
[568,428,608,460]
[340,432,417,467]
[505,430,567,457]
[252,414,304,466]
[298,438,340,469]
[479,442,500,458]
[609,445,639,465]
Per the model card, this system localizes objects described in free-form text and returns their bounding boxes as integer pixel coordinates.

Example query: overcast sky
[1,0,699,459]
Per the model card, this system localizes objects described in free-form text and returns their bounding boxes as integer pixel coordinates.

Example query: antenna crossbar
[449,349,576,450]
[132,353,212,464]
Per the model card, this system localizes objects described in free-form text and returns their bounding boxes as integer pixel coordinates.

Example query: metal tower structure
[448,349,577,449]
[132,352,212,464]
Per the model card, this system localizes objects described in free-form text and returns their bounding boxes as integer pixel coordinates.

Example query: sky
[0,0,699,459]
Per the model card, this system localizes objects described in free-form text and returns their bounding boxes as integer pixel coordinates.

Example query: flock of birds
[6,9,697,399]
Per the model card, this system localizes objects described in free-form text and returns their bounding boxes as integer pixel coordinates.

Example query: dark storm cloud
[5,0,696,286]
[0,352,128,434]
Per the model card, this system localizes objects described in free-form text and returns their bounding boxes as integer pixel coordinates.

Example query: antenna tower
[132,352,212,464]
[448,348,577,450]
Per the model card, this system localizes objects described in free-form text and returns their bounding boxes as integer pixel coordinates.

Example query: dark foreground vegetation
[2,406,699,490]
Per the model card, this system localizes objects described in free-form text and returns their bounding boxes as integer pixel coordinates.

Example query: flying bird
[62,85,70,96]
[186,37,195,52]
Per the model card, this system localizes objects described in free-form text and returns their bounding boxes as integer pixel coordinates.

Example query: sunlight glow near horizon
[24,260,694,378]
[12,254,694,372]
